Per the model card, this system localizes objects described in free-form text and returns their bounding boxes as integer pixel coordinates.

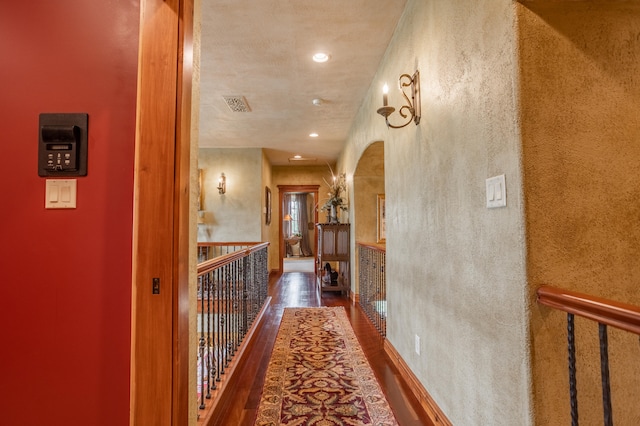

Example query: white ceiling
[198,1,407,166]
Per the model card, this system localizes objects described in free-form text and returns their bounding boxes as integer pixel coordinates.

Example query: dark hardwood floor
[210,271,433,425]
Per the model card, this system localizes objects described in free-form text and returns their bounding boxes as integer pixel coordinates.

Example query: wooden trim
[277,184,321,193]
[384,340,452,426]
[131,0,193,423]
[173,0,194,422]
[197,242,262,247]
[131,0,179,423]
[537,285,640,335]
[200,297,272,425]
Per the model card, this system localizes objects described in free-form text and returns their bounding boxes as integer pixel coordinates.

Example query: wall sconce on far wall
[217,173,226,195]
[376,70,420,129]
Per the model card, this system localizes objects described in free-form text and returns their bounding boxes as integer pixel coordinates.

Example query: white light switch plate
[46,179,77,209]
[486,174,506,208]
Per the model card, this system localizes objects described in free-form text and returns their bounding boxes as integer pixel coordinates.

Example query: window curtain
[298,194,313,257]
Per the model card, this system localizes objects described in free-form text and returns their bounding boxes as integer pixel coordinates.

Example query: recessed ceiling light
[288,156,317,163]
[309,133,319,138]
[312,52,330,63]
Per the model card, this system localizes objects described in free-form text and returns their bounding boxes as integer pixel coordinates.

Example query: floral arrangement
[320,165,348,213]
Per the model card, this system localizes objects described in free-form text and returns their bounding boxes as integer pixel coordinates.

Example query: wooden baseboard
[383,339,452,426]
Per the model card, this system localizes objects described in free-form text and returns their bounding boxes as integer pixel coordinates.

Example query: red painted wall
[0,2,139,424]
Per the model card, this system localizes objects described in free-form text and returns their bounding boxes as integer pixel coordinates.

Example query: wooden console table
[316,223,350,297]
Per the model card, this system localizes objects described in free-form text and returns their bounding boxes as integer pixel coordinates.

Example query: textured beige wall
[198,148,263,242]
[340,0,531,424]
[354,141,385,245]
[518,3,640,424]
[354,176,384,245]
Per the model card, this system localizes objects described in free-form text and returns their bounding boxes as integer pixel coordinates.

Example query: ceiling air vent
[222,96,251,112]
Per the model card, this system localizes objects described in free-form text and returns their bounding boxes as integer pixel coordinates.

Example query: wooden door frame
[277,185,320,273]
[131,0,193,424]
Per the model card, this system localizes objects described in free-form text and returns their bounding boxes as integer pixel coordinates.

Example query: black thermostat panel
[38,113,88,177]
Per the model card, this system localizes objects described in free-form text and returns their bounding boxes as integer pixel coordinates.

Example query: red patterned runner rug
[254,307,398,425]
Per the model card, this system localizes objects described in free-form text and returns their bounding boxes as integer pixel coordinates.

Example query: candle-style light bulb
[382,83,389,106]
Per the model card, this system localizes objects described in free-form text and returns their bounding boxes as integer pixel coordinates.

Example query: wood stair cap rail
[537,285,640,335]
[197,242,269,275]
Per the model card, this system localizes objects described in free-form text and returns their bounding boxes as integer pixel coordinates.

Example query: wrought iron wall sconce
[376,70,421,129]
[217,173,226,195]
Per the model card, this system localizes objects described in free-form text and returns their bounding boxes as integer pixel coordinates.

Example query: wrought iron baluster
[371,252,376,324]
[358,247,363,311]
[377,249,382,334]
[375,250,380,332]
[234,259,239,351]
[248,253,254,326]
[258,248,267,306]
[356,245,387,338]
[380,250,384,334]
[365,250,370,320]
[358,247,366,308]
[207,271,216,392]
[567,313,578,426]
[358,247,363,312]
[379,252,382,333]
[232,259,236,352]
[368,251,372,318]
[242,255,249,342]
[196,243,271,411]
[204,275,211,399]
[250,252,257,324]
[225,262,232,366]
[217,267,223,380]
[363,248,372,330]
[229,260,235,356]
[377,252,380,333]
[233,259,239,352]
[239,257,244,346]
[599,323,613,426]
[198,275,206,409]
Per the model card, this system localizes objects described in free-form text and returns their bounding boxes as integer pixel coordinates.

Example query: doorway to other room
[278,185,319,273]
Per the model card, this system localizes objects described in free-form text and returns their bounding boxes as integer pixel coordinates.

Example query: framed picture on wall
[265,186,272,225]
[377,194,385,243]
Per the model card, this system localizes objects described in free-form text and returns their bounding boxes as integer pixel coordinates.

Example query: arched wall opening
[353,140,385,295]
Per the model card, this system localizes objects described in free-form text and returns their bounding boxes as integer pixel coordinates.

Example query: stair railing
[196,242,269,422]
[537,285,640,426]
[197,242,260,262]
[357,242,387,337]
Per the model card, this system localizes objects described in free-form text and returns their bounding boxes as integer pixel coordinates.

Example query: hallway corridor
[211,271,432,425]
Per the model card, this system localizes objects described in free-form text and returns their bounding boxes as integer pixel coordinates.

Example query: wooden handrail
[537,285,640,335]
[197,241,262,247]
[197,242,269,275]
[356,242,386,253]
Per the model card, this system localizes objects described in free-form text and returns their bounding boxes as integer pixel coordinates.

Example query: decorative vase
[329,205,339,223]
